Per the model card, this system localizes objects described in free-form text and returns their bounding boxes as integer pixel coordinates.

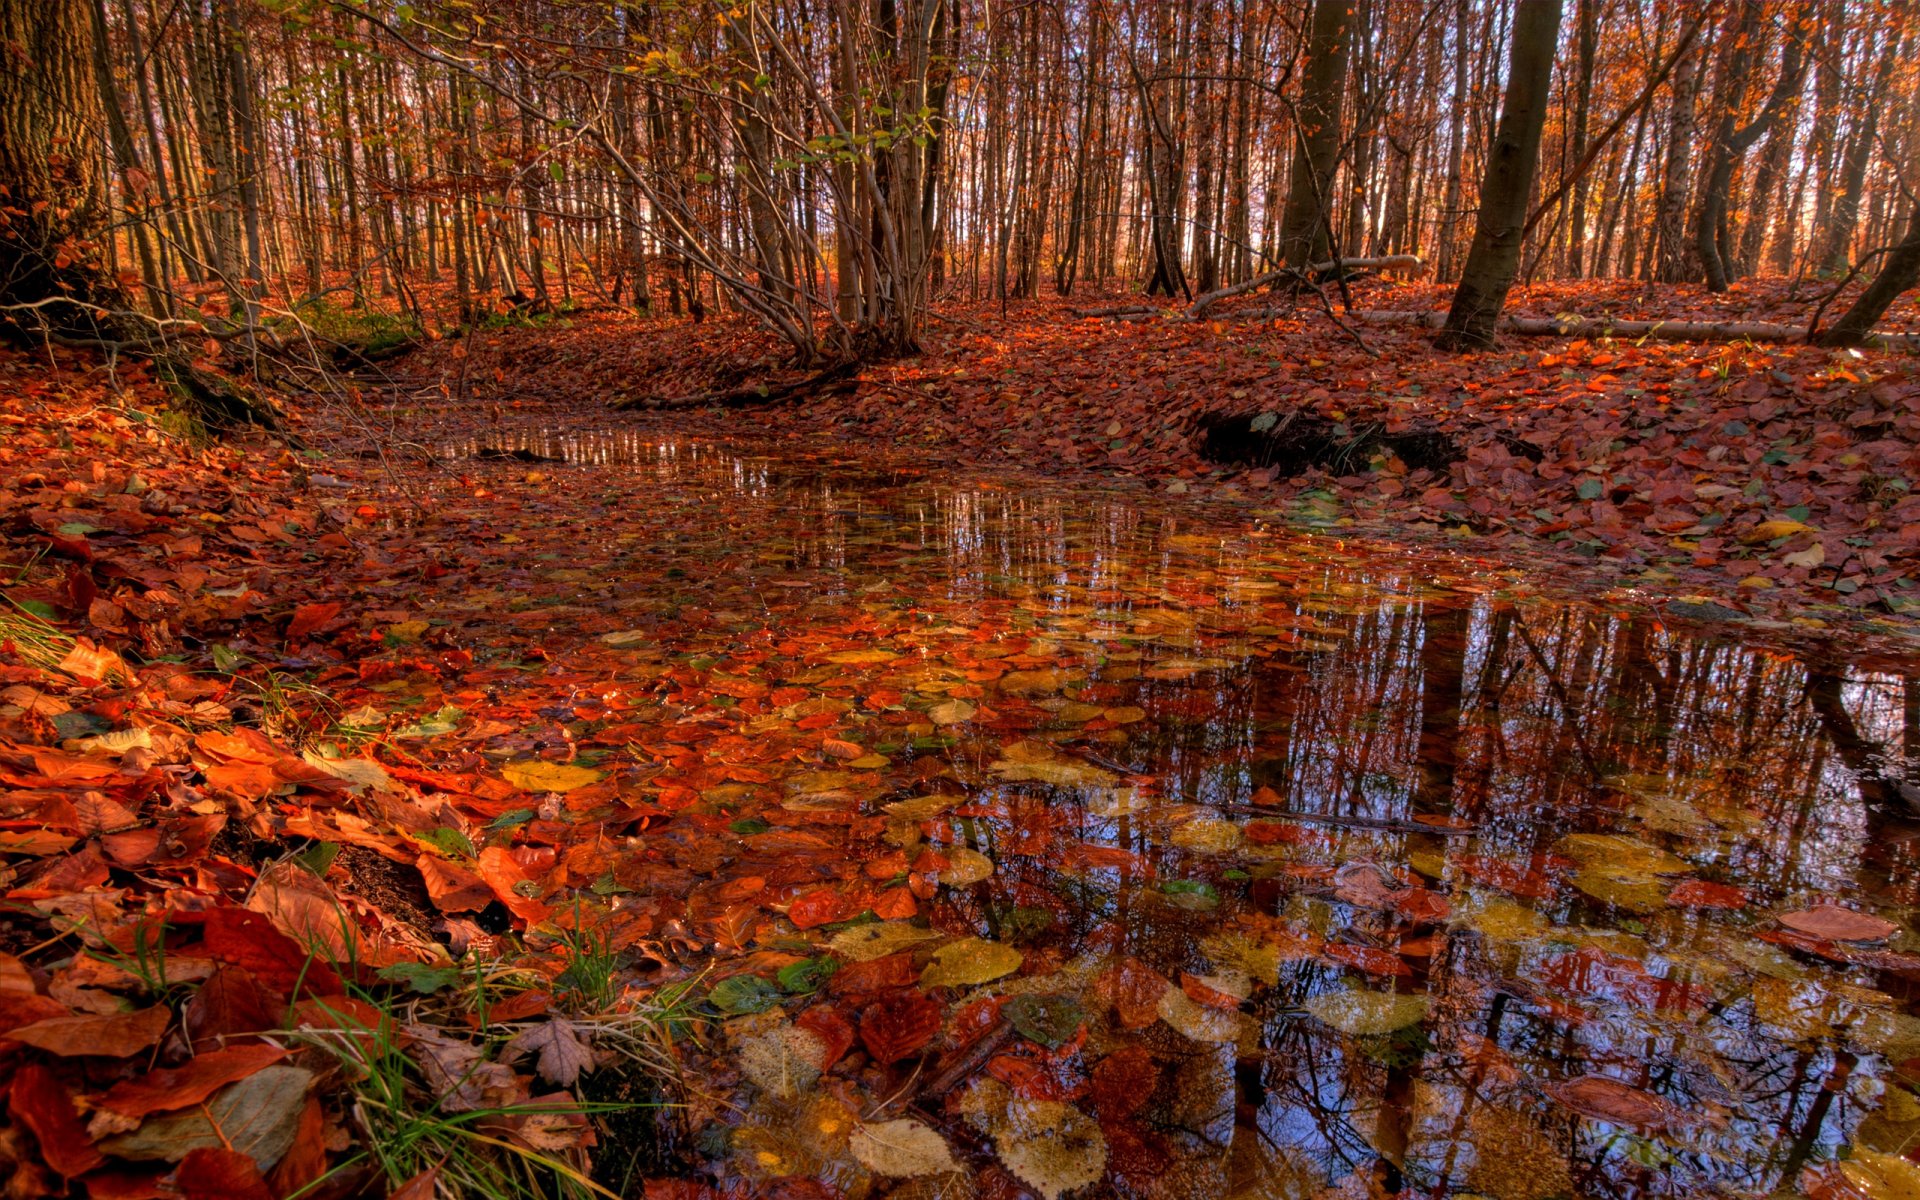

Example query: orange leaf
[9,1005,170,1058]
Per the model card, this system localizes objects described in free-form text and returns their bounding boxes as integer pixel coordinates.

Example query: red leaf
[786,888,850,930]
[10,1062,105,1177]
[266,1095,328,1200]
[859,990,943,1065]
[417,855,494,913]
[183,966,285,1045]
[794,1006,856,1069]
[1089,1045,1159,1122]
[388,1167,441,1200]
[203,908,342,999]
[174,1147,274,1200]
[1543,1075,1683,1131]
[1322,942,1411,977]
[829,952,918,997]
[1666,879,1748,909]
[284,602,342,643]
[97,1044,287,1118]
[1777,904,1899,943]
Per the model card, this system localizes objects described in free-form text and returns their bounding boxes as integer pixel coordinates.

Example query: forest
[12,0,1920,1198]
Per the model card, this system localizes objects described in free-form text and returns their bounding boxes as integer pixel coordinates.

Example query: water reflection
[418,428,1920,1198]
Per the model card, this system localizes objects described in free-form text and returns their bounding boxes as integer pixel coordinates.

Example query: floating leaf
[737,1024,827,1099]
[1304,988,1428,1035]
[921,938,1023,987]
[1543,1075,1682,1131]
[1170,817,1243,853]
[859,990,943,1064]
[1778,905,1899,943]
[1554,832,1689,876]
[1157,988,1244,1043]
[825,649,900,664]
[1006,994,1085,1048]
[932,847,994,885]
[828,921,944,962]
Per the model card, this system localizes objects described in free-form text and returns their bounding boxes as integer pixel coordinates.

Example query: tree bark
[1436,0,1563,351]
[1277,0,1352,267]
[1815,204,1920,346]
[1692,2,1804,292]
[0,0,113,340]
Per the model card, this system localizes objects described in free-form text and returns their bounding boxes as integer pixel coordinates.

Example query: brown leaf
[1544,1075,1682,1130]
[1778,904,1899,943]
[503,1018,596,1087]
[9,1005,170,1058]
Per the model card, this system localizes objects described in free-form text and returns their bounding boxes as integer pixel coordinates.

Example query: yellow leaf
[501,760,603,792]
[1740,519,1814,544]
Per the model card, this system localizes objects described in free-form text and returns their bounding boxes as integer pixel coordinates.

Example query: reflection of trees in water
[586,454,1916,1197]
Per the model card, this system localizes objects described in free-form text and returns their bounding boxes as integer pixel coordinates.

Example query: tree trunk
[1276,0,1352,266]
[1815,204,1920,346]
[1653,32,1701,283]
[1692,2,1803,292]
[1436,0,1562,351]
[0,0,113,341]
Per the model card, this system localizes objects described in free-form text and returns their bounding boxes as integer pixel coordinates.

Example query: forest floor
[381,274,1920,635]
[6,276,1920,1199]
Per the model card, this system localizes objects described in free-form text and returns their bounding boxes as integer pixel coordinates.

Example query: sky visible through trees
[8,0,1920,356]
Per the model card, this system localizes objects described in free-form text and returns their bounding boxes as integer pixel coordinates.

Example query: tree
[0,0,111,340]
[1691,1,1805,292]
[1814,203,1920,346]
[1276,0,1352,267]
[1436,0,1564,351]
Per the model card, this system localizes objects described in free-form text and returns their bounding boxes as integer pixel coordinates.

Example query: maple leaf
[504,1017,597,1087]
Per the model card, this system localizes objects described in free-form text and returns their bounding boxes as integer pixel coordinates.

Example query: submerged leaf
[849,1119,960,1178]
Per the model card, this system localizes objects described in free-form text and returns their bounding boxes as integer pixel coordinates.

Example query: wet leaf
[859,989,943,1064]
[991,1101,1107,1200]
[708,974,784,1015]
[828,921,945,962]
[921,938,1022,987]
[1006,994,1085,1048]
[1304,988,1428,1035]
[1779,905,1900,943]
[1543,1075,1682,1131]
[848,1119,959,1178]
[737,1023,828,1099]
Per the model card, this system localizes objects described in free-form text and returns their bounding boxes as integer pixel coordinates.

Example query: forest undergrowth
[6,277,1920,1199]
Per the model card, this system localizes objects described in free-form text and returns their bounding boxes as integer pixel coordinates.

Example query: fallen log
[609,359,861,410]
[1069,304,1162,319]
[1352,309,1920,348]
[1188,255,1424,317]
